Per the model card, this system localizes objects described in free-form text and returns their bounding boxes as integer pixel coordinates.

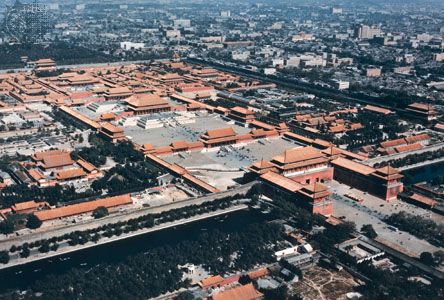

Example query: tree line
[1,195,245,265]
[385,211,444,248]
[22,220,283,299]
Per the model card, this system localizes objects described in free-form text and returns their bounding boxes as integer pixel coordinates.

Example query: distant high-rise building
[433,53,444,62]
[366,68,382,77]
[416,33,433,43]
[354,24,381,40]
[220,11,231,18]
[75,4,85,11]
[165,30,181,39]
[173,19,191,28]
[332,8,343,14]
[48,4,59,11]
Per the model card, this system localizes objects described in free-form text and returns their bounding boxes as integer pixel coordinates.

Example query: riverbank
[0,204,248,270]
[0,182,255,251]
[403,160,444,184]
[400,157,444,171]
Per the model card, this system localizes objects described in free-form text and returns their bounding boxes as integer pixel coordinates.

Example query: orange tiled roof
[408,102,434,112]
[188,141,204,149]
[171,140,188,149]
[199,275,225,288]
[59,106,101,129]
[34,194,132,221]
[182,173,220,193]
[33,149,68,161]
[231,106,254,116]
[212,283,263,300]
[350,123,363,130]
[248,268,269,280]
[35,58,55,64]
[142,144,155,151]
[301,182,330,198]
[321,146,343,156]
[101,122,124,134]
[155,146,173,155]
[126,94,169,108]
[394,143,422,153]
[106,87,132,95]
[251,160,275,170]
[375,165,401,176]
[329,124,345,133]
[76,159,97,173]
[405,133,430,144]
[434,123,444,131]
[283,132,314,144]
[100,112,116,120]
[11,200,39,212]
[260,171,303,193]
[409,193,438,207]
[272,146,324,165]
[204,127,237,139]
[42,153,74,169]
[56,168,86,180]
[312,138,332,148]
[364,105,393,115]
[331,157,375,176]
[380,138,406,149]
[27,169,45,181]
[250,120,275,131]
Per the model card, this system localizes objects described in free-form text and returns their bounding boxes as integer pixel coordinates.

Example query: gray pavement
[331,190,440,257]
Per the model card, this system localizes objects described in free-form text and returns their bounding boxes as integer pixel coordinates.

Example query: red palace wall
[312,201,334,216]
[288,168,334,185]
[299,193,334,217]
[386,184,404,202]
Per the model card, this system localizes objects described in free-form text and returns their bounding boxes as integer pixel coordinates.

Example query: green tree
[420,252,435,266]
[92,206,109,219]
[433,250,444,265]
[38,242,50,253]
[26,214,42,229]
[0,250,9,264]
[263,285,289,300]
[0,219,15,234]
[50,243,59,251]
[20,247,30,258]
[361,224,377,239]
[238,274,252,285]
[176,291,195,300]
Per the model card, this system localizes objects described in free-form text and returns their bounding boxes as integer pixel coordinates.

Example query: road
[0,182,256,251]
[186,57,397,111]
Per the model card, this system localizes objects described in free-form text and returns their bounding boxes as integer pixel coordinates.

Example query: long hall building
[331,157,403,201]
